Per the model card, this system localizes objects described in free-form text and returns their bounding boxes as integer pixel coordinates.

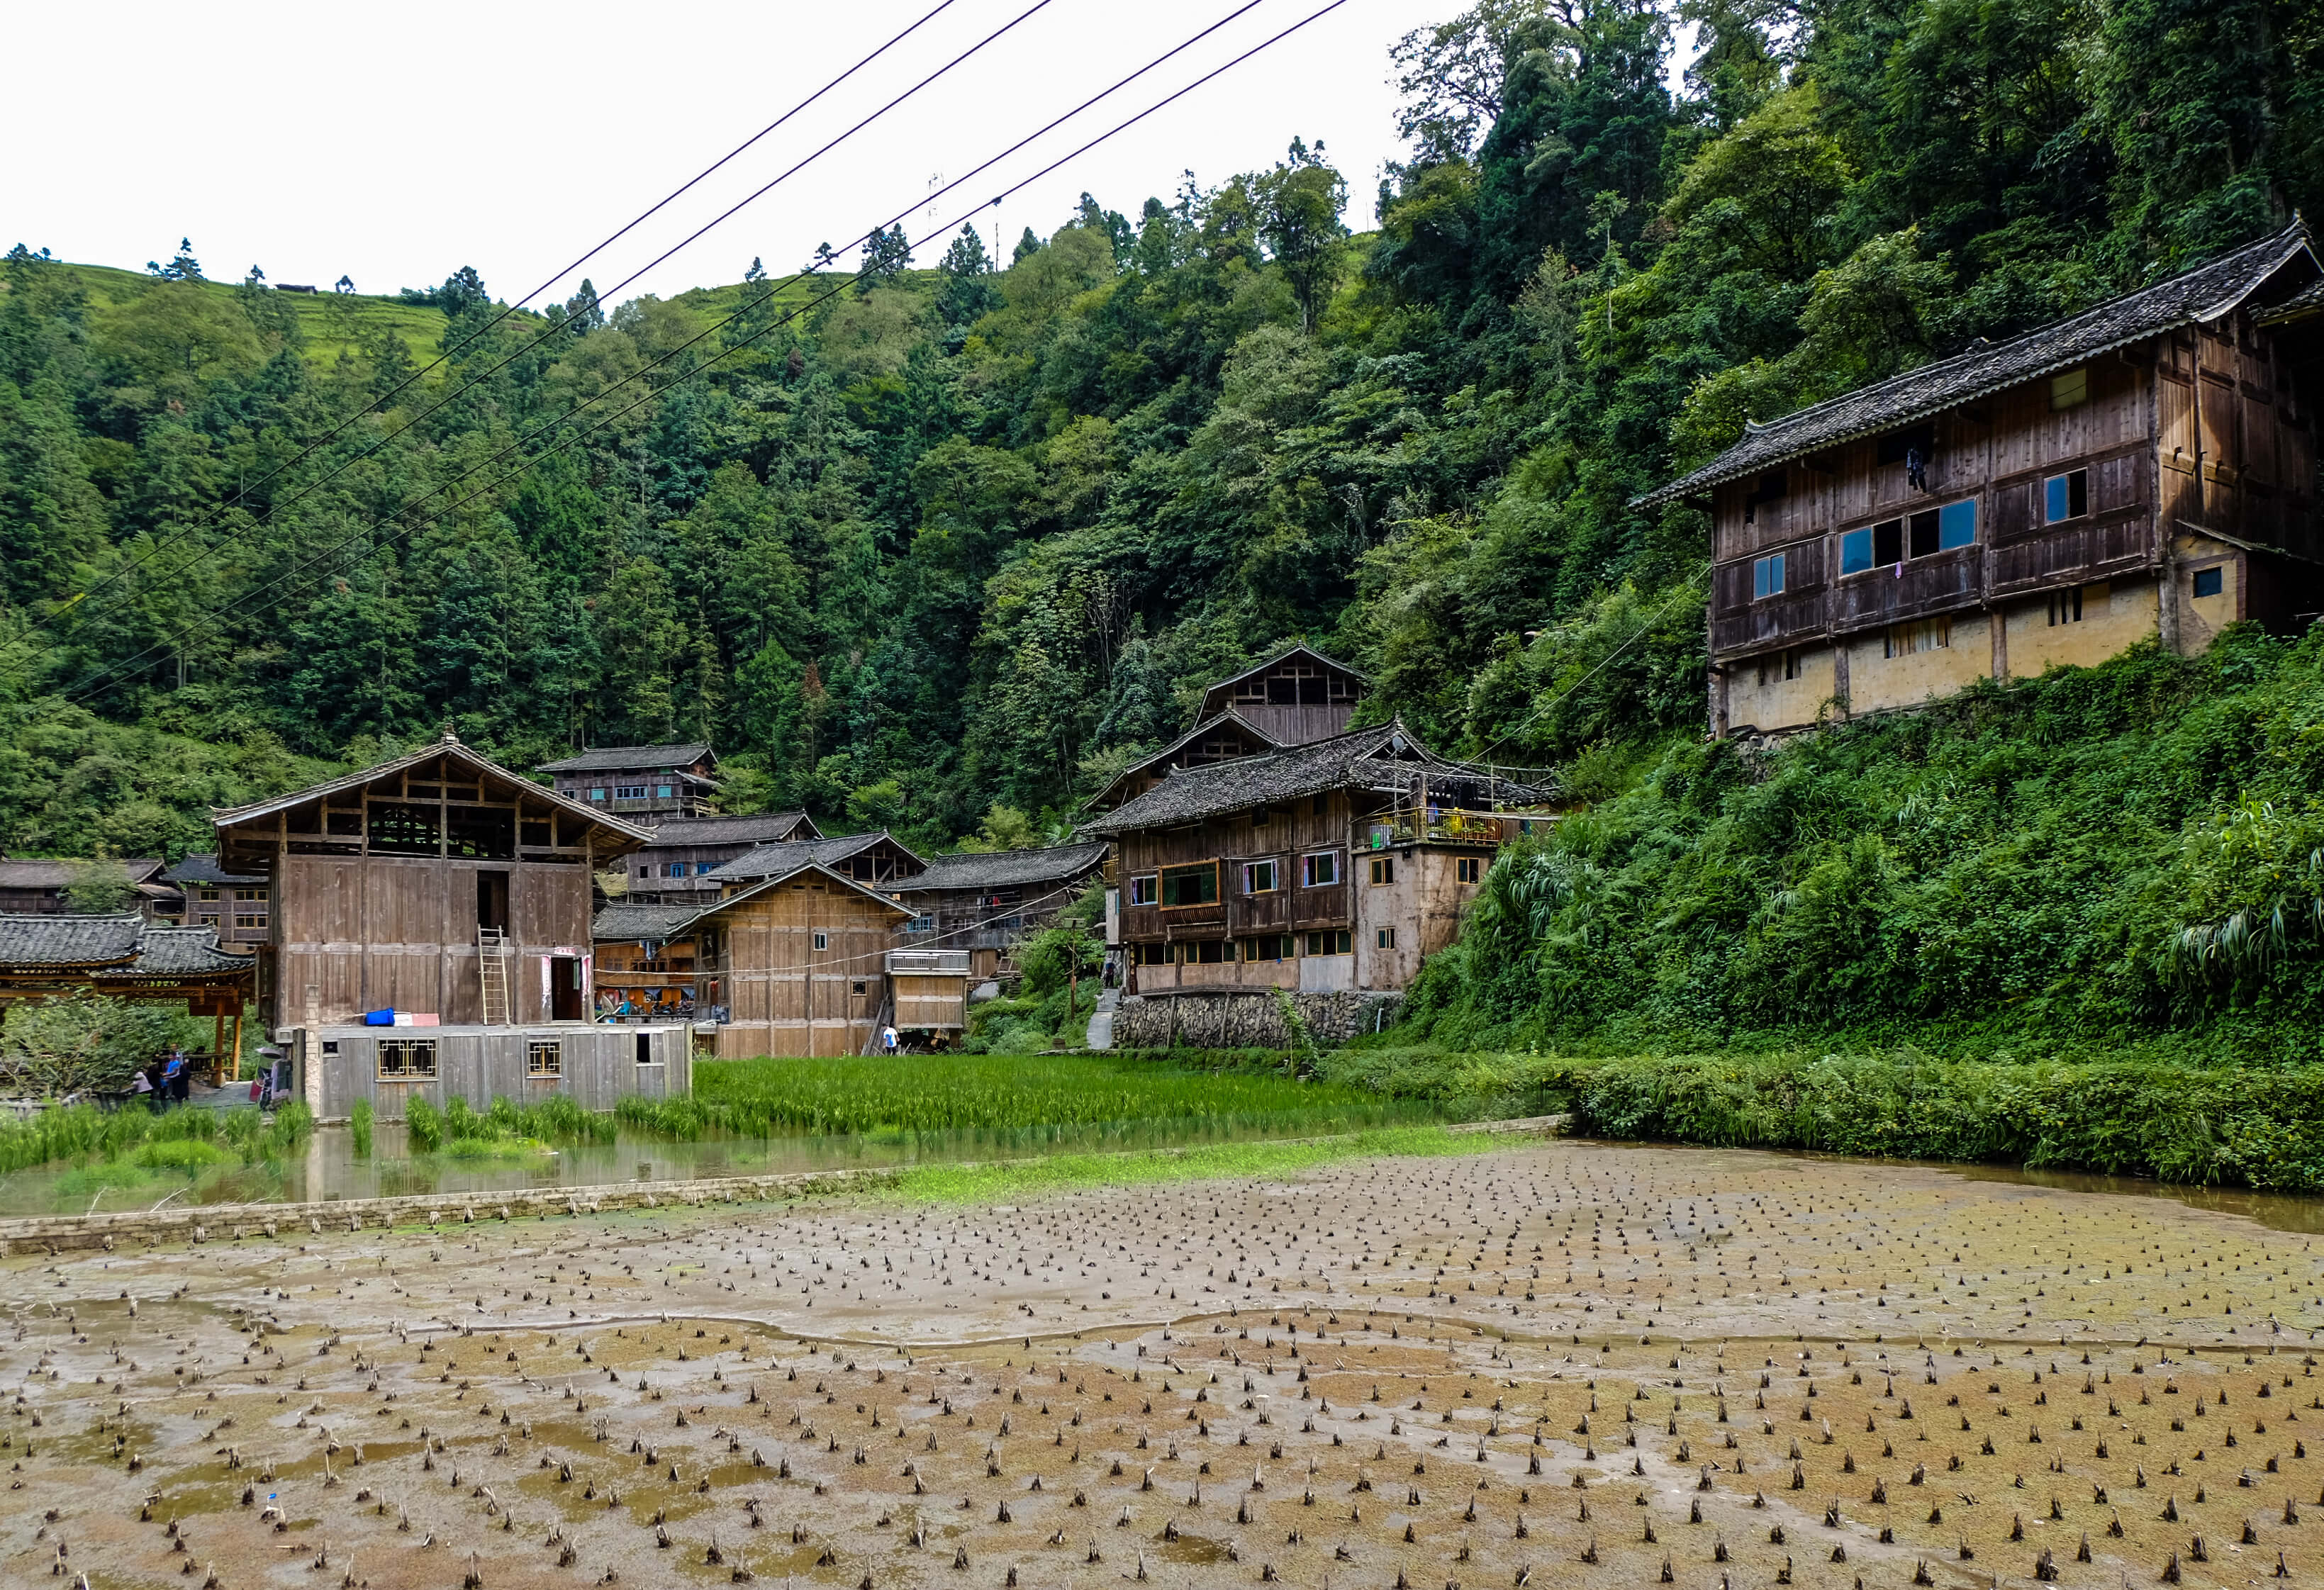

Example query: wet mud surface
[8,1140,2324,1589]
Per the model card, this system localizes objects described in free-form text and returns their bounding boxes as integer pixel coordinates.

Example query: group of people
[126,1046,195,1110]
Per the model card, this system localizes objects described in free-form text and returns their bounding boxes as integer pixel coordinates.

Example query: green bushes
[350,1100,373,1158]
[386,1092,611,1156]
[404,1097,443,1153]
[615,1053,1435,1141]
[1401,632,2324,1060]
[1529,1050,2324,1189]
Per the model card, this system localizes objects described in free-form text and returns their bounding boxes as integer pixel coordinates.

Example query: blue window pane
[1840,529,1872,574]
[1939,499,1977,549]
[2045,476,2067,523]
[1753,558,1770,600]
[2192,566,2223,598]
[1772,552,1784,593]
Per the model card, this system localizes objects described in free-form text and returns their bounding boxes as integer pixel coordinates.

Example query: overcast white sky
[11,0,1481,310]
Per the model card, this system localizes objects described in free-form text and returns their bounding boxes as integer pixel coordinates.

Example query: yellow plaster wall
[2172,542,2240,654]
[2004,577,2161,676]
[1726,646,1839,734]
[1844,612,1995,717]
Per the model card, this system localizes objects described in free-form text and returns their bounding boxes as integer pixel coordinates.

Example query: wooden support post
[211,1009,225,1087]
[229,1006,243,1085]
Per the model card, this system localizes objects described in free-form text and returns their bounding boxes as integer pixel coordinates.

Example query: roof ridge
[1638,220,2315,507]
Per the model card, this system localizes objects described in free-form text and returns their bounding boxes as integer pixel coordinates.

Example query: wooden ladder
[478,926,512,1026]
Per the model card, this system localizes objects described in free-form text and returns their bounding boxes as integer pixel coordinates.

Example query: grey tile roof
[0,914,251,978]
[162,852,265,887]
[900,841,1111,895]
[106,926,257,978]
[703,832,925,886]
[1638,222,2320,507]
[592,903,704,942]
[536,743,715,774]
[1080,724,1553,834]
[637,811,818,846]
[1091,708,1285,810]
[0,858,166,890]
[0,913,145,967]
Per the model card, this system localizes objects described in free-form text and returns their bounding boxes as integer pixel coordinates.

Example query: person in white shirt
[881,1024,899,1055]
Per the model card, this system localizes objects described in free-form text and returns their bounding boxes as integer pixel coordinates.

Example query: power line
[60,0,1342,707]
[1467,566,1712,766]
[64,0,1263,646]
[56,0,1034,625]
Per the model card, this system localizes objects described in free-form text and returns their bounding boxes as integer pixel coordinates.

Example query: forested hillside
[2,0,2319,1039]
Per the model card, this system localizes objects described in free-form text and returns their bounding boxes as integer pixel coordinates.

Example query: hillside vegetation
[1,0,2318,1052]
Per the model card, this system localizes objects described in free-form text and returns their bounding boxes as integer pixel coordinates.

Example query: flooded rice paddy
[0,1114,1398,1220]
[6,1137,2324,1589]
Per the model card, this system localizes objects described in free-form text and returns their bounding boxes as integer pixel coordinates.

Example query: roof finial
[440,725,462,745]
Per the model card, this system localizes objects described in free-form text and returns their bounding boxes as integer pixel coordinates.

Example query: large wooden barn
[213,734,688,1119]
[1644,222,2324,736]
[595,860,917,1057]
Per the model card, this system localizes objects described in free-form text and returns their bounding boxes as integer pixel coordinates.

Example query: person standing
[165,1046,191,1106]
[881,1024,899,1056]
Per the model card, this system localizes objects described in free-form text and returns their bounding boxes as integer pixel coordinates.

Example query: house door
[476,870,511,933]
[549,956,583,1021]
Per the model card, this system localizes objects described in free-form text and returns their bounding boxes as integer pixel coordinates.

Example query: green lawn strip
[883,1124,1493,1202]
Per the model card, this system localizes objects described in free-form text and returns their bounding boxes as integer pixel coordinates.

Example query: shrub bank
[1541,1051,2324,1190]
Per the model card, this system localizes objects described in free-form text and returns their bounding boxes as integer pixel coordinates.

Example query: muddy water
[14,1137,2324,1590]
[0,1114,1390,1218]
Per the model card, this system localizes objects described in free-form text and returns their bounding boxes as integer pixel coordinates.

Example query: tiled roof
[1080,724,1553,834]
[703,832,925,885]
[632,862,915,940]
[637,811,818,847]
[592,903,703,942]
[1638,222,2320,507]
[1091,708,1285,810]
[536,743,715,774]
[106,926,256,978]
[0,858,165,890]
[900,841,1111,895]
[0,914,251,978]
[162,852,264,887]
[0,913,145,967]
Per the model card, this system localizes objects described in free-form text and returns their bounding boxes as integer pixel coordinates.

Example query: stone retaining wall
[1110,990,1404,1050]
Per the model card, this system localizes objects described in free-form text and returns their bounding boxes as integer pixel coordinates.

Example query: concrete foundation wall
[1111,990,1404,1049]
[1725,647,1840,734]
[315,1024,688,1121]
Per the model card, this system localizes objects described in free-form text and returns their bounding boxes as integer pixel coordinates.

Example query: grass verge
[883,1125,1493,1202]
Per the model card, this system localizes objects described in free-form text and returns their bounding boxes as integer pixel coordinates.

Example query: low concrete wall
[1111,990,1404,1049]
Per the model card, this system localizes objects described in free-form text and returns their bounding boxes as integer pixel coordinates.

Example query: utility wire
[1467,566,1713,767]
[55,0,1032,624]
[65,0,1267,645]
[60,0,1341,707]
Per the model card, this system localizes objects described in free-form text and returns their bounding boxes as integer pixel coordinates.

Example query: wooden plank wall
[709,881,898,1057]
[318,1026,688,1121]
[1114,793,1358,952]
[276,854,592,1024]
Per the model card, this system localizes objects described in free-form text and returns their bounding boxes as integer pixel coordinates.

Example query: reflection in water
[0,1110,1421,1217]
[1948,1160,2324,1233]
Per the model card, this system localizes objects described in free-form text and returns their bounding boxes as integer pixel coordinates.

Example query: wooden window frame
[1242,858,1281,895]
[1127,873,1158,907]
[527,1040,562,1078]
[1375,927,1397,950]
[1158,861,1221,910]
[376,1039,438,1080]
[1456,857,1482,885]
[1300,850,1340,888]
[1368,856,1395,886]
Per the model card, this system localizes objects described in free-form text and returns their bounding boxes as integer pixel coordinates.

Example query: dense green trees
[0,0,2315,1045]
